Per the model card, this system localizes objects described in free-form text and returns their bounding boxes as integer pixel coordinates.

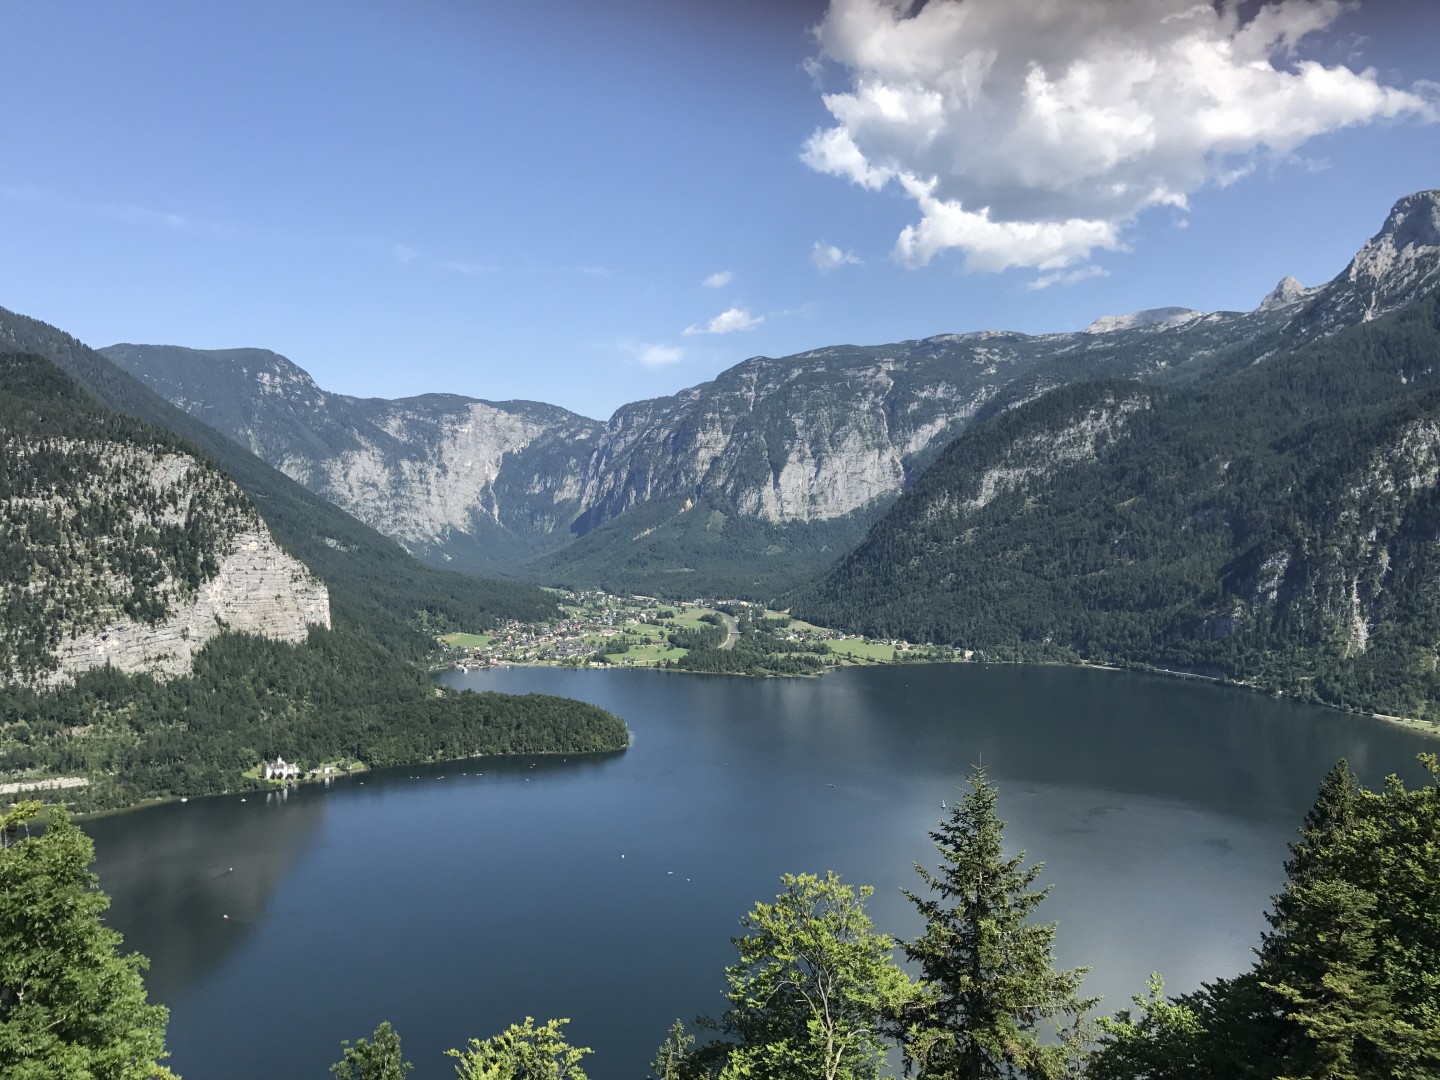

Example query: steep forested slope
[0,309,558,655]
[799,293,1440,720]
[0,355,327,685]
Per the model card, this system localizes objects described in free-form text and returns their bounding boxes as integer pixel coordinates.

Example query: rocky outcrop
[47,529,329,686]
[1257,276,1317,311]
[1084,307,1202,334]
[1289,190,1440,338]
[0,356,332,687]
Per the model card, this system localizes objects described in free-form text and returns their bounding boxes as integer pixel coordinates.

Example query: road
[718,612,740,650]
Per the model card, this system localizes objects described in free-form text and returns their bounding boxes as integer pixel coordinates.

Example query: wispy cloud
[703,270,734,288]
[1027,264,1109,291]
[0,183,293,248]
[636,343,685,368]
[441,259,501,276]
[683,306,765,336]
[810,241,863,271]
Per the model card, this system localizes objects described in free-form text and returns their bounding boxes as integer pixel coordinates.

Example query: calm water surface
[84,664,1437,1079]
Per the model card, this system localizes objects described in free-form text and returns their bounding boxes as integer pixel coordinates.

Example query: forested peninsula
[0,353,627,812]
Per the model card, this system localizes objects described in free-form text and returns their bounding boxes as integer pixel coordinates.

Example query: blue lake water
[84,663,1437,1078]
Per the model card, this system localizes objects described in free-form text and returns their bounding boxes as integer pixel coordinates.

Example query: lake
[83,664,1437,1079]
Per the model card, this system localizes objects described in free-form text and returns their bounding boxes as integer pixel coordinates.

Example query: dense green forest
[798,292,1440,722]
[0,629,627,811]
[0,310,559,658]
[529,492,883,604]
[0,352,626,808]
[9,759,1435,1078]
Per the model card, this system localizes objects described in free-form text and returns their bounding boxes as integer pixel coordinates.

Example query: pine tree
[1256,756,1440,1079]
[897,766,1094,1080]
[650,1020,696,1080]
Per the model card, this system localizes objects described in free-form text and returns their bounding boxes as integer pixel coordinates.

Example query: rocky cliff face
[102,192,1440,595]
[48,527,330,686]
[0,355,330,687]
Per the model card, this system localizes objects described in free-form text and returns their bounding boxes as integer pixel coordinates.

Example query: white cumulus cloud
[811,241,864,270]
[703,270,735,288]
[803,0,1436,272]
[683,307,765,336]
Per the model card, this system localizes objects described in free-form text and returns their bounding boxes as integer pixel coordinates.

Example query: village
[437,589,957,672]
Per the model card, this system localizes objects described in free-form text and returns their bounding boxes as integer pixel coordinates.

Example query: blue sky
[2,0,1436,420]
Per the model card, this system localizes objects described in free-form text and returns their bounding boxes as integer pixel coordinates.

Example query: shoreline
[454,654,1440,742]
[69,738,632,822]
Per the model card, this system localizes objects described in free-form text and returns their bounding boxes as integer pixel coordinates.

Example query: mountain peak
[1257,276,1314,311]
[1084,307,1202,335]
[1291,189,1440,336]
[1347,190,1440,284]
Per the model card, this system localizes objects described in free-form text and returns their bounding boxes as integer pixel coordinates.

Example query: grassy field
[614,643,689,665]
[824,638,898,661]
[667,605,719,629]
[439,632,492,649]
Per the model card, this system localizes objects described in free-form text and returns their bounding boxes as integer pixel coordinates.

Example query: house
[263,756,301,780]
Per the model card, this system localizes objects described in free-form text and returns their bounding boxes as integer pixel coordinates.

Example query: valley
[437,588,957,674]
[6,6,1439,1078]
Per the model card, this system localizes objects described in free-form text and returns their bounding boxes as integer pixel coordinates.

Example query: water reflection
[91,665,1437,1080]
[83,783,330,1001]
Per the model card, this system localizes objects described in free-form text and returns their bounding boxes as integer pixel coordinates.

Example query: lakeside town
[437,589,961,673]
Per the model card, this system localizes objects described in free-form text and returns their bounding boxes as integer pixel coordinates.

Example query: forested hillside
[0,352,625,809]
[799,292,1440,721]
[1,355,263,680]
[0,308,558,657]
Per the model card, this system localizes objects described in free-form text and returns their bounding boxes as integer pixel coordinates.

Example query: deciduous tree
[446,1016,591,1080]
[0,801,172,1079]
[711,870,914,1080]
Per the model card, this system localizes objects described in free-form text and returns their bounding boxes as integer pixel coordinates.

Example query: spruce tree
[898,766,1094,1080]
[1256,756,1440,1079]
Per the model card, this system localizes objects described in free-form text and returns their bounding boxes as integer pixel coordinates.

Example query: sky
[2,0,1436,420]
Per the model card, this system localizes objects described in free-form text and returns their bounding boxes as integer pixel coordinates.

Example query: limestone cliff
[0,355,330,687]
[47,526,330,687]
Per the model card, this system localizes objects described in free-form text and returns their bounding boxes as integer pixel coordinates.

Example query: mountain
[1290,189,1440,338]
[86,190,1440,604]
[0,354,328,686]
[0,308,559,655]
[797,191,1440,721]
[104,280,1307,596]
[97,345,602,567]
[0,348,625,810]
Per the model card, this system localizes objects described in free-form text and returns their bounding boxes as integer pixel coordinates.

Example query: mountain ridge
[75,190,1440,600]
